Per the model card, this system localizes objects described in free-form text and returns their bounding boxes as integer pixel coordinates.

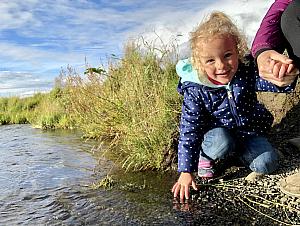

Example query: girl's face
[198,35,239,84]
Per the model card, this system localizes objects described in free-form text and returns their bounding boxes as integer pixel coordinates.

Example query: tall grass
[64,42,182,171]
[0,88,74,129]
[0,40,182,171]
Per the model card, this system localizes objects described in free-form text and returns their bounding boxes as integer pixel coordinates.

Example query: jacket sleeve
[251,0,291,59]
[178,86,208,173]
[255,74,298,92]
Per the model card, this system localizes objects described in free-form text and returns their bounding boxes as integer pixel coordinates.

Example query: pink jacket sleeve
[251,0,292,59]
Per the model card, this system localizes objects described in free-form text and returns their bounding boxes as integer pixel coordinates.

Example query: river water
[0,124,206,225]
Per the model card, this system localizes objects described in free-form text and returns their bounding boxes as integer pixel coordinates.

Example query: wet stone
[288,137,300,150]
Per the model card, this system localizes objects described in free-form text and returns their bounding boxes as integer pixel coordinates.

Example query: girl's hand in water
[171,172,197,201]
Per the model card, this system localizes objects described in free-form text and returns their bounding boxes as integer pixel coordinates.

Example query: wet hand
[171,172,197,201]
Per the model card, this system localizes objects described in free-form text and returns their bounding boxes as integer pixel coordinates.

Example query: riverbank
[188,84,300,225]
[0,88,73,129]
[187,139,300,225]
[185,90,300,225]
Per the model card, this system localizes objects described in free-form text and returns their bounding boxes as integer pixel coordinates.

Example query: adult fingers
[278,64,289,78]
[269,51,293,64]
[258,71,277,81]
[273,63,281,78]
[284,74,298,83]
[287,67,300,76]
[287,64,295,74]
[268,76,296,87]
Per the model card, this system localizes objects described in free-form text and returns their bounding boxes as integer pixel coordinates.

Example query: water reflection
[0,124,264,225]
[173,198,192,212]
[0,125,185,225]
[0,125,100,225]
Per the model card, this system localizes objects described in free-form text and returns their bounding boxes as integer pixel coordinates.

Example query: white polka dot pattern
[177,56,297,173]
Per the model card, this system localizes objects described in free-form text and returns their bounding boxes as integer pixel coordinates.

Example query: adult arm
[251,0,297,86]
[251,0,291,59]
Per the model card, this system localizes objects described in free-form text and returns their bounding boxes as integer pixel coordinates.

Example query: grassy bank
[1,43,182,171]
[64,43,181,171]
[0,88,74,129]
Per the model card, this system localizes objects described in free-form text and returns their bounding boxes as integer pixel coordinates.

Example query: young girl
[171,11,298,201]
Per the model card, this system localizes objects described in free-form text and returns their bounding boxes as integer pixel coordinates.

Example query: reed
[64,42,181,171]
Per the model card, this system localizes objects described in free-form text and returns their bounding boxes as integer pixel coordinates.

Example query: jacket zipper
[226,85,241,126]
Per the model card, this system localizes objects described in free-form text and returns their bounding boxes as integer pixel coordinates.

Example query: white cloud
[132,0,274,57]
[0,0,275,97]
[0,1,36,30]
[0,43,85,68]
[0,71,52,97]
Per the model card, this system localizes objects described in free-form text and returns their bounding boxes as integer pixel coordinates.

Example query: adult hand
[171,172,197,201]
[257,50,298,87]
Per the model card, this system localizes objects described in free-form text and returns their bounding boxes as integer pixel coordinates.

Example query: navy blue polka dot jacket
[177,56,298,173]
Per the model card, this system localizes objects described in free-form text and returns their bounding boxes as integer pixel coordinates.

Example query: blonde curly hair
[190,11,248,74]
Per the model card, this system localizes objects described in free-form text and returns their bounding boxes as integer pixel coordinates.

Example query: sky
[0,0,274,97]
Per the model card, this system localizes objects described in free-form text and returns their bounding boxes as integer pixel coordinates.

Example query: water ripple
[0,125,198,225]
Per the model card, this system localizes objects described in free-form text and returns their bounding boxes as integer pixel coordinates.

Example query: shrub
[64,42,181,171]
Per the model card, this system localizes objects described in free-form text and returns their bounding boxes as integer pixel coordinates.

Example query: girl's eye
[225,53,232,58]
[206,59,214,64]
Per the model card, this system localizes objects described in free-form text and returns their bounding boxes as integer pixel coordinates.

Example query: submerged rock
[288,137,300,150]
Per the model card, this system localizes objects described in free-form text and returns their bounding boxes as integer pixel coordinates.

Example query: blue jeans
[200,127,278,174]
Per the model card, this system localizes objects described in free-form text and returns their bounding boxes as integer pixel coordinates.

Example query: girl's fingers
[171,182,177,193]
[172,183,180,198]
[191,181,198,191]
[180,185,185,201]
[185,186,189,200]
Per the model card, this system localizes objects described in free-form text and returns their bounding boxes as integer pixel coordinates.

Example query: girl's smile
[198,35,239,84]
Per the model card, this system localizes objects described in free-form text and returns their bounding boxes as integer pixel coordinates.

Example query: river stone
[279,173,300,198]
[244,172,264,182]
[288,137,300,151]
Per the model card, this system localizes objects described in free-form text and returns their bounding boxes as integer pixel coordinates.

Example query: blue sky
[0,0,273,97]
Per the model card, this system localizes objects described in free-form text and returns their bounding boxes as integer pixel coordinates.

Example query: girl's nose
[216,60,226,70]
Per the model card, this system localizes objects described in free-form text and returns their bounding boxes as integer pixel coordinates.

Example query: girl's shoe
[198,160,214,179]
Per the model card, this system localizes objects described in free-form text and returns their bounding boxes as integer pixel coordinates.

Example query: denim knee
[249,150,279,174]
[201,128,235,160]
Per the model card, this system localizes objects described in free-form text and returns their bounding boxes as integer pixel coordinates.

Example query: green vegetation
[0,88,74,129]
[1,42,182,171]
[90,175,115,190]
[64,43,181,171]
